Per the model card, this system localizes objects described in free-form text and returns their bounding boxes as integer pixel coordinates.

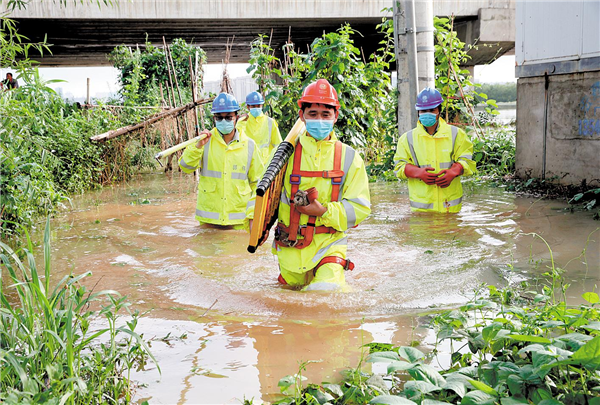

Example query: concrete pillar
[394,0,418,135]
[414,0,435,92]
[394,0,435,136]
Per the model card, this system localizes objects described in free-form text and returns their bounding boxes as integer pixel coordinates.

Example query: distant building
[202,76,258,102]
[515,1,600,186]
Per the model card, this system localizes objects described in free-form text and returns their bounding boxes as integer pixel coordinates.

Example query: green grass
[0,218,158,404]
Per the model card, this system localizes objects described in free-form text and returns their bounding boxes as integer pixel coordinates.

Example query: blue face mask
[216,119,235,135]
[419,112,437,127]
[305,119,334,141]
[249,108,262,118]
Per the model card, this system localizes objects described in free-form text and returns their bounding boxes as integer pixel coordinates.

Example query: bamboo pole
[90,98,213,142]
[188,55,201,138]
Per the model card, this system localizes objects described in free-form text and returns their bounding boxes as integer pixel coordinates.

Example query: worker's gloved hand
[435,162,464,188]
[404,164,439,185]
[296,199,327,217]
[196,129,212,148]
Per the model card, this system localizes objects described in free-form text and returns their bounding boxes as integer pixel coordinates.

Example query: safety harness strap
[285,141,344,248]
[315,256,355,272]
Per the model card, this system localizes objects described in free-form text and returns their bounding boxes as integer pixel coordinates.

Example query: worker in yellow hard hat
[393,87,476,213]
[250,79,371,291]
[236,91,282,163]
[179,92,264,229]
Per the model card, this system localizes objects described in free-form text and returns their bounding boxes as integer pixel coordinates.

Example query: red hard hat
[297,79,340,109]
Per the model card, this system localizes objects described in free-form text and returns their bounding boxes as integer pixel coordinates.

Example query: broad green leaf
[441,375,468,398]
[482,324,501,342]
[367,351,401,363]
[403,380,442,398]
[322,383,343,397]
[461,390,496,405]
[397,346,425,363]
[467,379,498,396]
[571,335,600,370]
[508,334,551,344]
[507,374,525,396]
[531,388,553,404]
[501,398,529,405]
[407,363,445,386]
[538,400,564,405]
[556,332,593,350]
[422,400,452,405]
[387,360,413,373]
[306,387,334,404]
[539,320,565,329]
[582,321,600,332]
[369,395,416,404]
[583,292,599,304]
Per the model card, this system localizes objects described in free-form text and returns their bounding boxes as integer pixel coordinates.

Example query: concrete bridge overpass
[5,0,514,67]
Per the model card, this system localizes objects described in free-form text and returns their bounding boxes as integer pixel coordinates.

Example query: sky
[1,55,516,101]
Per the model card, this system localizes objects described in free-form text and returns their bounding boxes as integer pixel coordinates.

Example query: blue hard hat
[211,93,241,113]
[246,91,265,105]
[415,87,443,110]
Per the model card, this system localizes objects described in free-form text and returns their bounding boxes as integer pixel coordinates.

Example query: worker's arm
[179,129,211,173]
[452,128,476,177]
[270,119,283,149]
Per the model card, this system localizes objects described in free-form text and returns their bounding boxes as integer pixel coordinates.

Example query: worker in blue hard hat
[393,87,476,213]
[179,92,264,228]
[236,91,282,163]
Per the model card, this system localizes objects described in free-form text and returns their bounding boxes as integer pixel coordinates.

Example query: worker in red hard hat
[393,87,476,213]
[266,79,371,291]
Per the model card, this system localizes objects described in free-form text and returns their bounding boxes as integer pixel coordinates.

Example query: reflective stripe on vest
[196,208,220,220]
[410,200,434,210]
[339,145,355,202]
[406,130,419,167]
[180,158,196,171]
[259,118,274,148]
[311,236,348,263]
[342,200,357,228]
[443,197,462,208]
[229,212,246,220]
[347,197,371,209]
[247,139,255,178]
[201,138,222,178]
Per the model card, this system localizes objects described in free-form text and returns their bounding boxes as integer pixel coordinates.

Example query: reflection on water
[38,173,598,404]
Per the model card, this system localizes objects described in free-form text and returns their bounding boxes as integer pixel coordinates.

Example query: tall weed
[0,219,157,403]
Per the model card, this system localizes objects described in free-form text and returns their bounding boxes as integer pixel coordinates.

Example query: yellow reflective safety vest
[263,132,371,274]
[393,118,476,213]
[179,128,265,226]
[236,113,282,163]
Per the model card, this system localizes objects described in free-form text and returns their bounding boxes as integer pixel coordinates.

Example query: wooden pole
[163,38,192,141]
[188,55,201,138]
[90,98,213,142]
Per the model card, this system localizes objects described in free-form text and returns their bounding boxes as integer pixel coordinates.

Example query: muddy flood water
[37,173,599,404]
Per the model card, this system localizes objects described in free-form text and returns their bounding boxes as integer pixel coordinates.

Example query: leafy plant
[109,38,207,103]
[569,188,600,219]
[434,16,498,126]
[271,236,600,405]
[472,128,516,177]
[0,219,158,403]
[247,18,397,174]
